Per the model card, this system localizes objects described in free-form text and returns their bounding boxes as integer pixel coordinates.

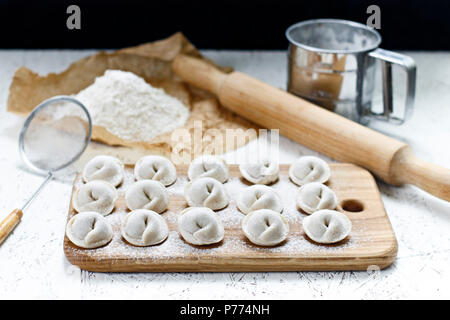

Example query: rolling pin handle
[173,55,227,95]
[392,147,450,201]
[0,209,23,246]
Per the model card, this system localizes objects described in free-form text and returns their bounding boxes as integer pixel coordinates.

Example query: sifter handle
[0,209,23,246]
[368,49,416,124]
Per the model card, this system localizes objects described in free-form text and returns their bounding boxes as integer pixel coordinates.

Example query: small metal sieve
[0,96,92,245]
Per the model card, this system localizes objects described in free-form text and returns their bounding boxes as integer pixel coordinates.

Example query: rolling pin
[173,55,450,201]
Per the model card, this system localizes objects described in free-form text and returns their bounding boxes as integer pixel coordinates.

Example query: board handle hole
[341,199,364,212]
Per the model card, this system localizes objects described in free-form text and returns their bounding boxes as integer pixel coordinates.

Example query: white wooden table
[0,50,449,299]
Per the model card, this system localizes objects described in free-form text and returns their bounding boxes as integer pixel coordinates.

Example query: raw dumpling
[134,155,177,186]
[289,156,331,186]
[82,155,124,187]
[178,207,225,245]
[73,180,118,216]
[125,180,169,213]
[303,209,352,244]
[296,182,338,214]
[188,155,229,183]
[184,177,229,210]
[239,159,279,185]
[121,209,169,246]
[237,185,283,214]
[66,211,113,249]
[242,209,289,246]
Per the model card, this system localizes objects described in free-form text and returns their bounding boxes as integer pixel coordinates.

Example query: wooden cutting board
[64,164,397,272]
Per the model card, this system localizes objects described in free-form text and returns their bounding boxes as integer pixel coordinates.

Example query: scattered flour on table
[74,70,190,142]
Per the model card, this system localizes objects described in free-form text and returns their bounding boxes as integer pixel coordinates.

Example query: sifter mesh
[20,96,92,173]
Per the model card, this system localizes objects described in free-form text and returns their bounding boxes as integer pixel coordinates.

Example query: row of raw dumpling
[238,155,352,245]
[66,204,351,249]
[186,155,352,245]
[120,153,331,188]
[236,176,351,245]
[234,183,351,245]
[78,153,334,192]
[72,155,168,216]
[67,155,172,249]
[81,154,178,188]
[68,154,351,248]
[289,157,353,244]
[74,154,234,217]
[73,155,230,216]
[66,154,229,249]
[66,207,287,249]
[65,206,286,249]
[77,154,338,208]
[65,206,222,248]
[68,155,234,248]
[173,154,350,246]
[184,155,333,212]
[66,210,167,248]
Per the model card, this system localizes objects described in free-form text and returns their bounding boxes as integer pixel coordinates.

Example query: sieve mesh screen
[21,98,91,172]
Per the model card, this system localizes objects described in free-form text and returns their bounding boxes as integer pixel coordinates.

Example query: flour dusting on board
[66,167,366,266]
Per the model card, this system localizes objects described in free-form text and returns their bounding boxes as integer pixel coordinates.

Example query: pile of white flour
[75,70,190,142]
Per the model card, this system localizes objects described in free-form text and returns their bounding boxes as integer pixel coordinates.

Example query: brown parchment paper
[7,32,258,166]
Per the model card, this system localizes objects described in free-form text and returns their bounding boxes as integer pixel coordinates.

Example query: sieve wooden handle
[0,209,23,246]
[173,54,450,201]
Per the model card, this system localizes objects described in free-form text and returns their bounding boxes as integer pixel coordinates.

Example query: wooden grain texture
[391,146,450,201]
[0,209,22,246]
[172,55,450,201]
[64,164,397,272]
